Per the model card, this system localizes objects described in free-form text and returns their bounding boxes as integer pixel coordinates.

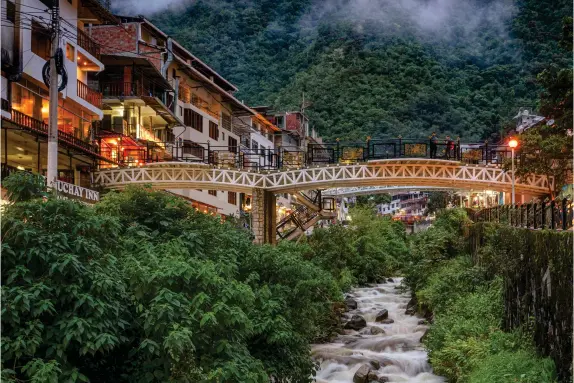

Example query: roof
[173,53,255,117]
[80,0,119,25]
[113,15,237,93]
[254,113,280,132]
[172,40,238,93]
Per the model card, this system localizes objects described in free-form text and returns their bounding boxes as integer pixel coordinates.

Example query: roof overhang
[100,54,174,92]
[79,0,119,25]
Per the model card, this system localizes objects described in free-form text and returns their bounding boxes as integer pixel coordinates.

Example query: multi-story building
[377,192,428,217]
[1,0,116,187]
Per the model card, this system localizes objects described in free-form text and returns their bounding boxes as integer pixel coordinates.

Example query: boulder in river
[345,298,358,310]
[379,318,394,324]
[344,315,367,330]
[418,319,427,325]
[370,326,386,335]
[405,297,417,315]
[375,309,389,322]
[353,364,371,383]
[369,359,381,370]
[387,278,394,283]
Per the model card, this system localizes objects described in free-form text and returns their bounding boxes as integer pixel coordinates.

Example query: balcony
[77,28,101,60]
[101,82,142,98]
[77,80,102,109]
[7,109,98,155]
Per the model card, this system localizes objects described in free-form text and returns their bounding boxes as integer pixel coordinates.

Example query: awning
[255,113,281,132]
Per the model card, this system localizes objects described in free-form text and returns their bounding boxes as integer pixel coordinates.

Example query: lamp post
[508,139,518,204]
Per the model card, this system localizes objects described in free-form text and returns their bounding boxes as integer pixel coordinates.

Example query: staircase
[276,190,337,241]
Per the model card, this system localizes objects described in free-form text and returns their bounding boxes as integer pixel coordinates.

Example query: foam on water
[312,278,445,382]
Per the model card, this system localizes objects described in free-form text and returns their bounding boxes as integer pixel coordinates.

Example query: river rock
[369,359,381,370]
[344,315,367,330]
[405,297,417,315]
[418,319,427,325]
[353,364,371,383]
[370,326,386,335]
[387,278,394,282]
[375,309,389,322]
[379,318,394,324]
[367,371,379,381]
[345,298,358,310]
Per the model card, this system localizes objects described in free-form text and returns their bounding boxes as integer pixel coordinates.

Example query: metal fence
[473,199,573,230]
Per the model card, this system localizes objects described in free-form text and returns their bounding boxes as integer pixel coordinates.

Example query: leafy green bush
[2,171,47,202]
[2,186,344,382]
[468,350,557,383]
[306,207,408,287]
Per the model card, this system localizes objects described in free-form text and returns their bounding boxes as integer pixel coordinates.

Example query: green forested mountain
[150,0,572,141]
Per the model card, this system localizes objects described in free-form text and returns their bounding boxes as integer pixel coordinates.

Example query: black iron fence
[473,199,573,231]
[94,136,522,171]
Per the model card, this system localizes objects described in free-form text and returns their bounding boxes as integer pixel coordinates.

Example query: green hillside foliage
[1,177,408,382]
[151,0,572,141]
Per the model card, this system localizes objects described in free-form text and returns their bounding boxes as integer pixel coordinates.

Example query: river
[312,278,445,383]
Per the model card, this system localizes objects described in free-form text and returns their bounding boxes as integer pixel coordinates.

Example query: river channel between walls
[312,278,445,383]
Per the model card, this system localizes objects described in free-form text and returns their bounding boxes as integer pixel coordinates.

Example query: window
[65,43,75,61]
[222,113,231,131]
[6,1,15,23]
[260,146,266,157]
[222,132,225,140]
[179,106,183,116]
[208,190,217,196]
[31,22,51,60]
[228,191,237,205]
[253,122,259,132]
[228,137,238,153]
[184,109,203,132]
[209,121,219,140]
[172,68,176,79]
[251,140,259,152]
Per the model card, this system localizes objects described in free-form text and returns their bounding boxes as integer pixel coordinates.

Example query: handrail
[77,80,102,108]
[473,199,573,231]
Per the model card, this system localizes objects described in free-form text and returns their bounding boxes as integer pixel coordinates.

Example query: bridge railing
[473,199,573,230]
[96,137,518,170]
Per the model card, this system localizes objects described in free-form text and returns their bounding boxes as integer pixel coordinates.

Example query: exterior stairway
[276,190,336,241]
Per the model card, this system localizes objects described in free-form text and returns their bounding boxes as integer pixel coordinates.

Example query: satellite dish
[547,119,555,126]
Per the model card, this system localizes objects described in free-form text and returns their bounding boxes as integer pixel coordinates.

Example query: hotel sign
[55,180,99,203]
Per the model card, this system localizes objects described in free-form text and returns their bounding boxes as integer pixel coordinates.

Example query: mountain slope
[151,0,572,141]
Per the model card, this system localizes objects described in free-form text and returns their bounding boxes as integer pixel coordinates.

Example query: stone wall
[251,189,277,245]
[469,223,573,382]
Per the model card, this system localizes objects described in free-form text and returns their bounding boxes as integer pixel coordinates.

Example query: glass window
[209,121,218,140]
[31,22,51,61]
[228,191,237,205]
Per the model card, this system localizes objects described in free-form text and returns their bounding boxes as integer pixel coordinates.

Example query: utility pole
[46,0,60,189]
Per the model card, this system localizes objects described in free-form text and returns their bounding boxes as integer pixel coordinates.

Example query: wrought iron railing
[93,137,524,172]
[473,199,573,231]
[77,80,102,108]
[100,82,142,98]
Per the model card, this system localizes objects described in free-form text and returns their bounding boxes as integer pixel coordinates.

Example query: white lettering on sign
[55,181,99,202]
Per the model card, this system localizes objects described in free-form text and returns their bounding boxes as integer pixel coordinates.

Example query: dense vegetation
[404,209,559,382]
[150,0,572,141]
[1,174,408,382]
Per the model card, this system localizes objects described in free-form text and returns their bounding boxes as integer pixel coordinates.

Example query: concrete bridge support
[251,189,277,245]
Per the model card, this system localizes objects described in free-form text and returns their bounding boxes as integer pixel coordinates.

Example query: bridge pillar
[251,189,277,245]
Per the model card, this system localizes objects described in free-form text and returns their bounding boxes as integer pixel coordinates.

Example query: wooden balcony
[77,80,102,109]
[77,28,101,60]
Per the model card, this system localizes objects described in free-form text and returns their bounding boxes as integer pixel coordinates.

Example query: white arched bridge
[94,159,551,196]
[93,138,552,245]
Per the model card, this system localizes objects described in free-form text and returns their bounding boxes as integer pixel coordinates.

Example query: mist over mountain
[114,0,572,141]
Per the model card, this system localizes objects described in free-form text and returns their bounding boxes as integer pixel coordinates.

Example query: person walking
[429,132,438,158]
[445,135,453,159]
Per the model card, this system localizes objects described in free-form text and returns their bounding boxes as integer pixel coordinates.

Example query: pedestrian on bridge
[445,135,454,159]
[429,133,438,158]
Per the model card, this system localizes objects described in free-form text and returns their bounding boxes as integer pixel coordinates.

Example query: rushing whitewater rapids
[312,278,445,383]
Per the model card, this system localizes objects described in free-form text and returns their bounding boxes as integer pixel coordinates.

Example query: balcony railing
[101,82,142,98]
[9,109,96,154]
[77,28,101,60]
[77,80,102,108]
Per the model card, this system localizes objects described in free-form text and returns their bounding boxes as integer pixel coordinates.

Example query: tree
[355,193,391,208]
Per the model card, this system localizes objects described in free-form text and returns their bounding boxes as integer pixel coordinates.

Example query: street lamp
[508,139,518,204]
